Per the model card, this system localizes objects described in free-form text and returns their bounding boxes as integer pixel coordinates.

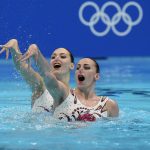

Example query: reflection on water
[97,88,150,97]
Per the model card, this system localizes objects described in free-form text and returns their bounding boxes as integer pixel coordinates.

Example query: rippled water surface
[0,57,150,150]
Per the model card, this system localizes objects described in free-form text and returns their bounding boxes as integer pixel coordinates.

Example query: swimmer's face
[75,58,99,88]
[50,48,74,75]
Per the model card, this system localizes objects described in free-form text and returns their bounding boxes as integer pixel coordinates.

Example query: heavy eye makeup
[76,64,91,70]
[84,64,91,70]
[76,64,80,70]
[51,55,55,59]
[51,54,67,59]
[60,55,67,59]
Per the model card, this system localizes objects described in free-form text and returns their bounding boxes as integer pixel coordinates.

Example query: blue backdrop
[0,0,149,57]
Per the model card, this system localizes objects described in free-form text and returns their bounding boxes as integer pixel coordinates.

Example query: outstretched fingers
[0,46,10,59]
[20,52,32,62]
[0,47,5,54]
[17,51,30,62]
[17,51,32,70]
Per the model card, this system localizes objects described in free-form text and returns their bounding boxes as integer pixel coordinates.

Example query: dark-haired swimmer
[53,58,119,122]
[17,42,75,111]
[0,39,74,112]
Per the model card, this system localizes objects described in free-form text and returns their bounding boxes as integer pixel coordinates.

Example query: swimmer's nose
[55,55,60,61]
[78,68,84,73]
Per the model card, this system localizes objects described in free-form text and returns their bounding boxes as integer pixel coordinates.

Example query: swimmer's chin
[51,67,61,73]
[52,69,63,76]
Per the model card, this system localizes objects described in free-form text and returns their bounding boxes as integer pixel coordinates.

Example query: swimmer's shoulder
[105,97,119,117]
[98,96,119,117]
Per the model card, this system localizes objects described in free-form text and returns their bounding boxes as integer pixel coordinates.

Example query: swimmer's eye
[84,66,90,70]
[60,55,66,59]
[76,64,81,70]
[51,56,55,59]
[76,67,79,70]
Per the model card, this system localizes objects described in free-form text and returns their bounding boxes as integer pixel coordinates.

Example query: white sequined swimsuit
[53,89,109,121]
[32,89,54,113]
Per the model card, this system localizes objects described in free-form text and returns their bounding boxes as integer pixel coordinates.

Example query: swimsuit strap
[70,89,75,96]
[70,89,77,104]
[100,96,108,107]
[94,96,108,112]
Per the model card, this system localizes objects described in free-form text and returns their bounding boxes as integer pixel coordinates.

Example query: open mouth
[78,75,85,81]
[54,63,61,69]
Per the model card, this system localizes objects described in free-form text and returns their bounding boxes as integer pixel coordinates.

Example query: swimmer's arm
[0,39,46,94]
[11,43,46,94]
[43,71,67,105]
[106,100,119,117]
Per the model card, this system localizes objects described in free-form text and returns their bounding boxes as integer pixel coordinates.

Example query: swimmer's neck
[75,86,96,100]
[56,72,70,85]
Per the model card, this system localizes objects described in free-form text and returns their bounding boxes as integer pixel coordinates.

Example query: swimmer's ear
[95,73,99,80]
[70,63,74,70]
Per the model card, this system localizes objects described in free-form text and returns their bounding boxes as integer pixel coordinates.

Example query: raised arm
[0,39,46,104]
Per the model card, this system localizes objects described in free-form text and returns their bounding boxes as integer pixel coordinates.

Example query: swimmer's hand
[18,45,38,62]
[0,39,22,59]
[0,45,10,60]
[17,45,39,69]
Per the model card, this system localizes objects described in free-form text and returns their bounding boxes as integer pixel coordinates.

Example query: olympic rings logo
[79,1,143,36]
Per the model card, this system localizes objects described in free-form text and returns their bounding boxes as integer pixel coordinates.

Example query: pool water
[0,57,150,150]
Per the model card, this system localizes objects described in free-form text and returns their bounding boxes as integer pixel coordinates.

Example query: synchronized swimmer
[0,39,119,122]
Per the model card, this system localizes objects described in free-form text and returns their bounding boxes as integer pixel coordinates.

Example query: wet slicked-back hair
[53,48,74,63]
[88,58,100,73]
[66,49,74,63]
